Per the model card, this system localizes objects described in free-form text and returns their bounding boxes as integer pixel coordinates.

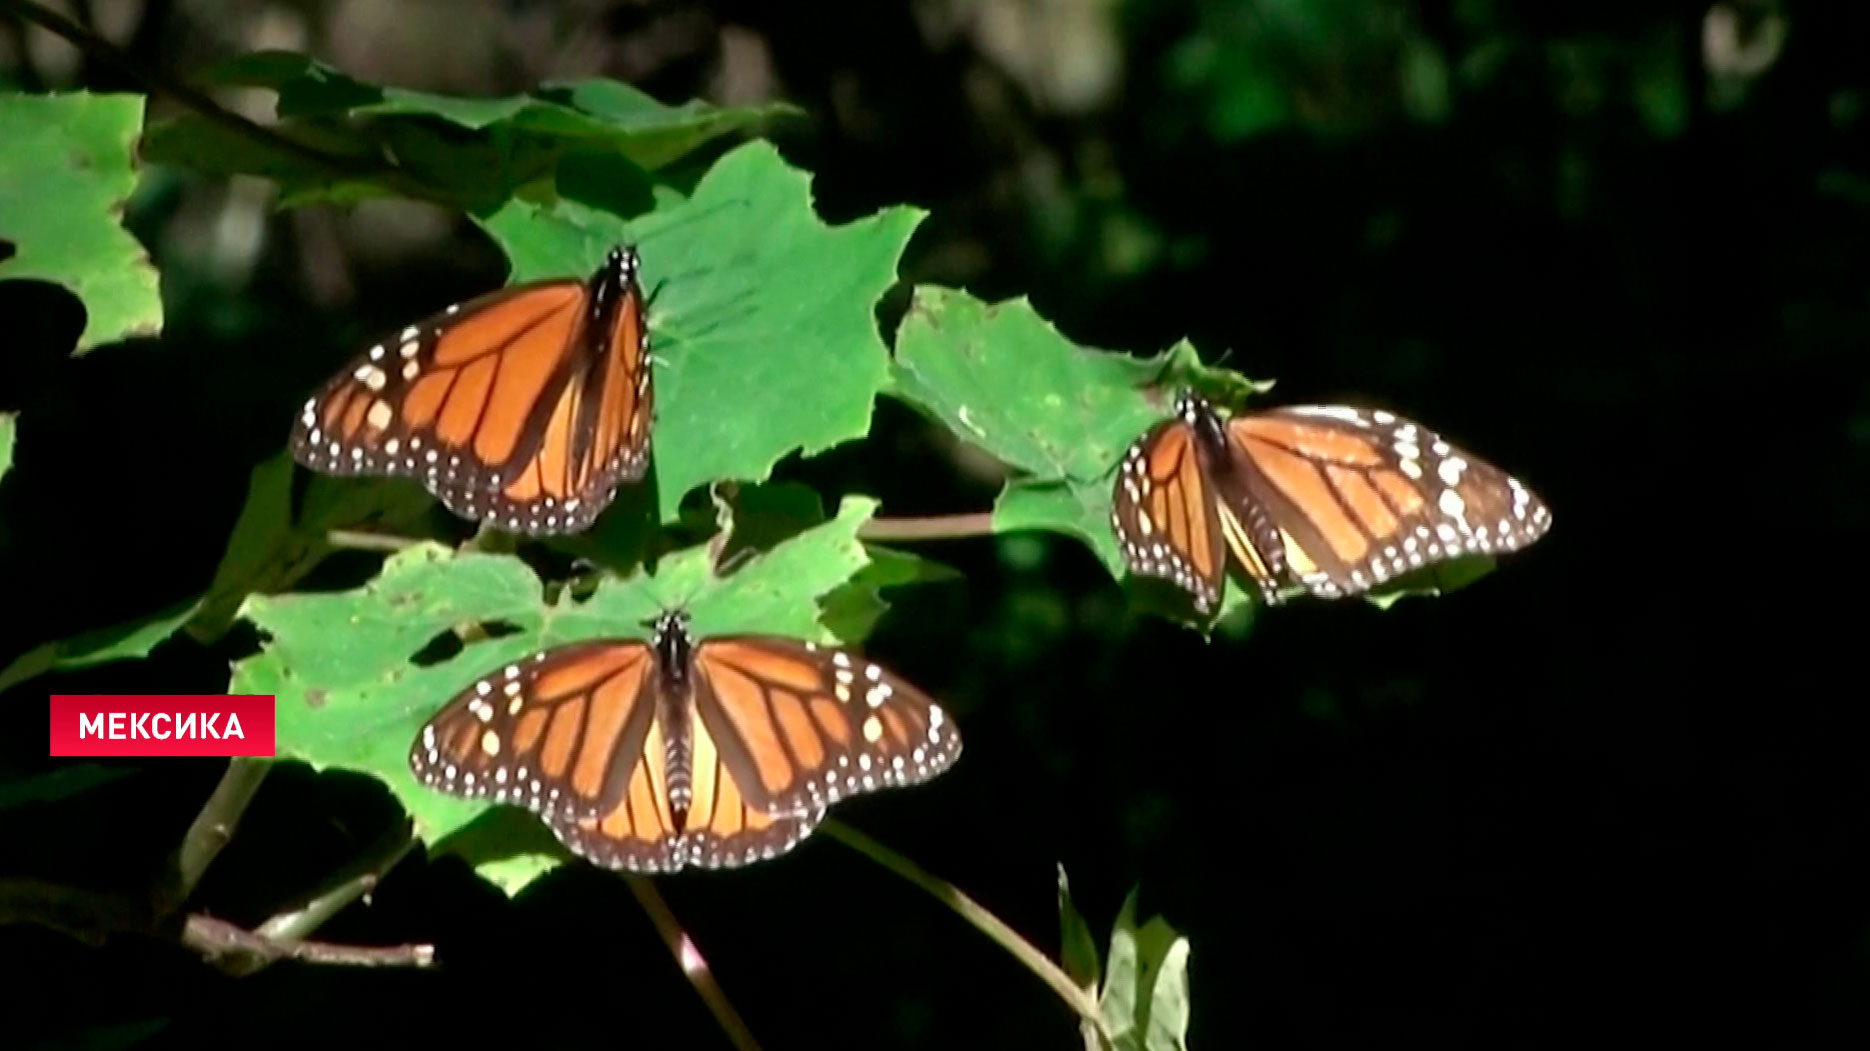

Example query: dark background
[3,0,1867,1047]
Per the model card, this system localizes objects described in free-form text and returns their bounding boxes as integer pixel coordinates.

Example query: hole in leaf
[409,632,462,668]
[408,621,523,667]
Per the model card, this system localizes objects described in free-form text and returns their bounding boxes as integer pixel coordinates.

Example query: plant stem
[823,820,1110,1043]
[155,757,271,916]
[327,529,422,551]
[857,512,997,542]
[460,521,518,555]
[256,822,417,942]
[184,914,434,974]
[626,877,765,1051]
[0,0,383,180]
[0,877,154,944]
[0,878,432,975]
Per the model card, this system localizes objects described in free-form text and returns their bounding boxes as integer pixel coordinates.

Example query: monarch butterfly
[1112,391,1552,613]
[290,245,653,537]
[409,611,963,874]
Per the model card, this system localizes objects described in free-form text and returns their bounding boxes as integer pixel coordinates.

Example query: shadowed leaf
[0,92,161,351]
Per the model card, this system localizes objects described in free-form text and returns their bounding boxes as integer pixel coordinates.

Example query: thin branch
[184,915,434,974]
[155,757,271,916]
[0,878,432,975]
[0,6,44,91]
[857,512,997,543]
[0,878,158,946]
[626,877,765,1051]
[256,821,417,943]
[327,529,422,552]
[0,0,422,195]
[823,820,1111,1043]
[459,521,518,555]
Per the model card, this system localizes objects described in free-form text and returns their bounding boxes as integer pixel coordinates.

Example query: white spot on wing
[1438,488,1466,519]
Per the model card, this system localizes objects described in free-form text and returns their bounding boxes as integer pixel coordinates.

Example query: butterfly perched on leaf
[1112,391,1552,613]
[409,611,963,874]
[290,245,653,537]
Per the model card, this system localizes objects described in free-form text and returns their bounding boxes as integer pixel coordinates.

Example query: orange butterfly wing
[291,246,652,536]
[413,621,964,875]
[688,636,963,818]
[1111,412,1229,613]
[558,699,826,874]
[1224,404,1552,599]
[409,641,658,823]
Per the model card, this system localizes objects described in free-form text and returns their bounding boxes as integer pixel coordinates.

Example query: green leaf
[0,595,201,695]
[142,52,798,210]
[892,286,1265,620]
[0,92,161,351]
[203,51,532,128]
[891,285,1268,488]
[1099,888,1193,1051]
[1101,890,1144,1045]
[478,139,926,522]
[0,763,138,812]
[819,544,963,644]
[893,286,1496,623]
[712,481,835,564]
[1057,864,1102,994]
[138,115,407,209]
[231,496,883,894]
[536,78,805,171]
[193,452,435,642]
[678,480,959,644]
[994,478,1124,579]
[1362,553,1499,609]
[26,1017,171,1051]
[0,411,15,482]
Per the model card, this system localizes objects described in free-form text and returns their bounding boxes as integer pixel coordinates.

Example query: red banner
[49,695,277,757]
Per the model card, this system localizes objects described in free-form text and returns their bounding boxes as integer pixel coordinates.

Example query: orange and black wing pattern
[413,613,964,875]
[1112,391,1552,609]
[688,634,964,819]
[409,640,659,823]
[1110,408,1229,613]
[1220,401,1552,601]
[290,245,653,536]
[556,691,828,875]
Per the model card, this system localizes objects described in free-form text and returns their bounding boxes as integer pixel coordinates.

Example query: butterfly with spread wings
[1111,391,1552,613]
[409,611,963,873]
[290,245,653,537]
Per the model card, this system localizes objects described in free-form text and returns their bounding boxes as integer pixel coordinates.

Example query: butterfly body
[291,246,653,536]
[410,611,962,874]
[1113,391,1552,612]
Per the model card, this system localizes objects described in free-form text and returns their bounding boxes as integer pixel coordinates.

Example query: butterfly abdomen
[652,610,698,824]
[661,696,696,825]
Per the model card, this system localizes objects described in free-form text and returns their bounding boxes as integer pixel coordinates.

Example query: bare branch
[626,877,765,1051]
[257,822,417,942]
[155,757,271,916]
[0,878,432,976]
[857,512,997,542]
[184,915,434,975]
